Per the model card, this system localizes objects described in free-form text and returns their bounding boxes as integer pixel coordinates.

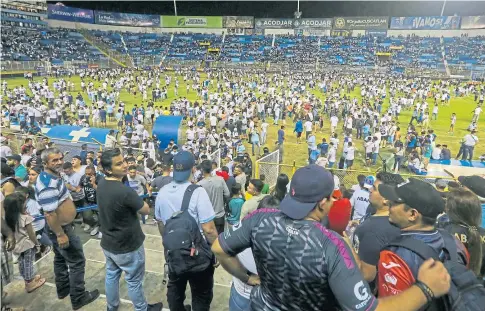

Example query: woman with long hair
[4,192,46,292]
[271,173,289,203]
[439,188,484,277]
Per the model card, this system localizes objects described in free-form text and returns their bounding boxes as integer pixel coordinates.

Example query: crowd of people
[0,54,485,311]
[1,67,483,176]
[2,24,484,71]
[1,134,485,311]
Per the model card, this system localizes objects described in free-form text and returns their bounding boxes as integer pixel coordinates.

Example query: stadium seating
[1,26,104,62]
[2,24,485,72]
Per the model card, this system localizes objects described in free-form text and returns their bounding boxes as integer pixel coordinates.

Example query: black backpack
[162,184,213,276]
[386,230,485,311]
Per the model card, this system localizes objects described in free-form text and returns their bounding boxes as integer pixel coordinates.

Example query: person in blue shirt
[318,138,329,157]
[294,119,303,144]
[250,130,261,157]
[227,183,245,227]
[277,126,285,163]
[99,108,107,127]
[124,112,133,125]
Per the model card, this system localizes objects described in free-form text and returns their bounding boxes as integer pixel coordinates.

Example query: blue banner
[47,4,94,24]
[390,16,461,30]
[95,11,160,27]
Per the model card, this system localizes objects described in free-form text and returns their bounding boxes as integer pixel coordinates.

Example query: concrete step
[5,235,231,311]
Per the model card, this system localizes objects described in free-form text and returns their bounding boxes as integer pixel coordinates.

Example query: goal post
[255,149,280,188]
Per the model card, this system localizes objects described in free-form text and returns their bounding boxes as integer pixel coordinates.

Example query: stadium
[1,1,485,311]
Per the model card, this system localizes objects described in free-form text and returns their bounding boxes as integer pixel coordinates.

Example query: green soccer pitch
[2,73,483,173]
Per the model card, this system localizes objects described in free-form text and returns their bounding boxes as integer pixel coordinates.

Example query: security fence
[209,148,222,169]
[254,149,280,188]
[255,160,457,190]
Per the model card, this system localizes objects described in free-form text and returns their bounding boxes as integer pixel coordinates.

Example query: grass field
[2,73,483,174]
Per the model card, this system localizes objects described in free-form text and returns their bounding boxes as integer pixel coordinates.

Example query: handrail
[34,192,159,221]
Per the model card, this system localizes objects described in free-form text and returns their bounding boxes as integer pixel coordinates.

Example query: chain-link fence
[254,149,280,188]
[256,160,457,191]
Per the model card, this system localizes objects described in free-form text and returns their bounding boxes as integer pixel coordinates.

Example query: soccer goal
[255,149,280,188]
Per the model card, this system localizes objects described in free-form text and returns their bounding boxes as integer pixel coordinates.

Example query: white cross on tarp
[69,127,90,142]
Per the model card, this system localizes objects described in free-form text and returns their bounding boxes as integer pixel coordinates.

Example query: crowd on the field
[1,68,484,176]
[1,66,485,311]
[1,133,485,311]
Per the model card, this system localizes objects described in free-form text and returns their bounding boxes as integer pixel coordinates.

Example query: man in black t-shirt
[212,165,452,311]
[351,172,405,285]
[98,148,162,311]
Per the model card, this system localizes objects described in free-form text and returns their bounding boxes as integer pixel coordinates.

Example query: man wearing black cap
[212,166,452,311]
[458,175,485,228]
[377,178,469,299]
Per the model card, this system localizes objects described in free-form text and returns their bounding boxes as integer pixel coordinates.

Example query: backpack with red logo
[385,230,485,311]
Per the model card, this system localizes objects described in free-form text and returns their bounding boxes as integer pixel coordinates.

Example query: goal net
[255,149,280,188]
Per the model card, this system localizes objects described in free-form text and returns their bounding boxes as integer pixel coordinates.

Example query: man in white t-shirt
[260,121,269,145]
[462,130,479,161]
[330,115,338,133]
[304,120,313,140]
[345,142,355,169]
[349,177,372,221]
[472,106,482,122]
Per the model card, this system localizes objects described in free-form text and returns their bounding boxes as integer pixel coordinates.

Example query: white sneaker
[83,225,91,233]
[97,232,102,239]
[90,226,99,236]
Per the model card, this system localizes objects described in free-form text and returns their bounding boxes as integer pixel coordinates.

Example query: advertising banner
[333,16,388,30]
[223,16,254,28]
[366,29,387,37]
[255,18,294,29]
[293,18,333,29]
[390,16,461,30]
[460,16,485,29]
[95,11,160,27]
[162,16,223,28]
[47,4,94,24]
[331,29,353,37]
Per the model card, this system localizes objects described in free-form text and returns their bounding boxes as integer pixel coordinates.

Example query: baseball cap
[6,154,21,162]
[72,155,82,161]
[378,178,445,219]
[363,176,376,190]
[173,151,195,182]
[280,164,335,220]
[458,175,485,198]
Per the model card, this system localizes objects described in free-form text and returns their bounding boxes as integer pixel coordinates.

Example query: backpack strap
[437,229,459,263]
[181,184,201,213]
[386,235,440,261]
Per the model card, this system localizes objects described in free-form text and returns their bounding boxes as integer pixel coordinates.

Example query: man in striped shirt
[35,148,99,310]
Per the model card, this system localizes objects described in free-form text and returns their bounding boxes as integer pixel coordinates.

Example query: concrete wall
[264,29,295,35]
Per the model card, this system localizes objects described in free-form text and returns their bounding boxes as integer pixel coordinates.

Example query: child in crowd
[227,183,245,227]
[4,192,46,293]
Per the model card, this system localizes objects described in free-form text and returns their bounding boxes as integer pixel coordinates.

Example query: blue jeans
[229,284,250,311]
[103,245,147,311]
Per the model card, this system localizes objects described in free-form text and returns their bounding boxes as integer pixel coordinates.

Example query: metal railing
[256,160,457,190]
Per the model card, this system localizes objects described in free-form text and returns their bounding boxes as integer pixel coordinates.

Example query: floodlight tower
[294,0,302,19]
